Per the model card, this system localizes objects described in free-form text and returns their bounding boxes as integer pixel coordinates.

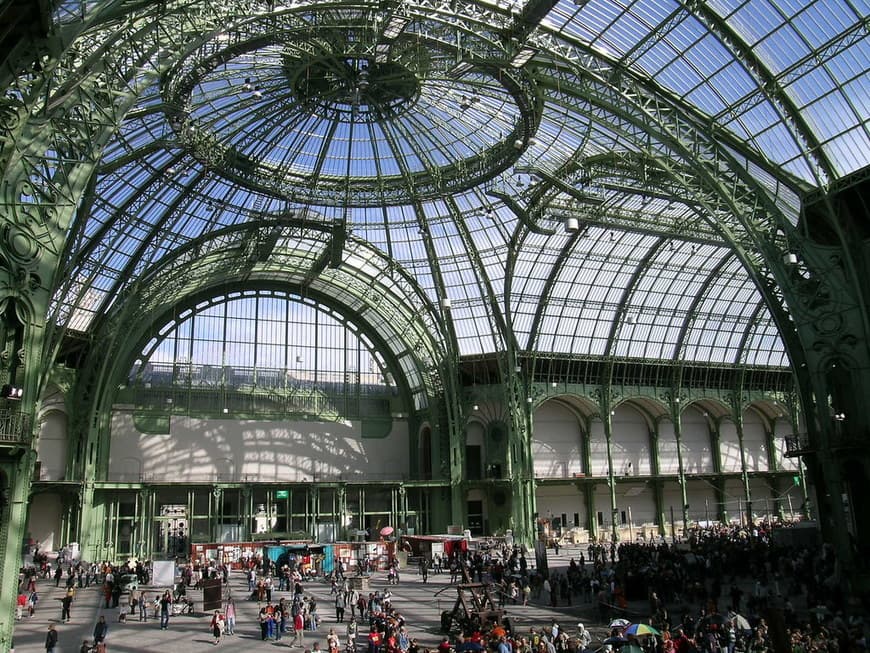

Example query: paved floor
[12,547,617,653]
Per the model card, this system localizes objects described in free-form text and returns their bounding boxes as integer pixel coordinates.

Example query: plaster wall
[773,419,799,471]
[614,482,657,525]
[681,409,714,473]
[36,410,68,481]
[611,407,652,476]
[531,402,583,478]
[743,412,770,471]
[658,420,680,474]
[536,485,586,527]
[26,493,63,553]
[720,420,742,472]
[108,412,410,482]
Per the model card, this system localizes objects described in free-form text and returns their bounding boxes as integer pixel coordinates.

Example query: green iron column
[650,418,666,537]
[581,416,596,539]
[0,302,50,651]
[670,397,689,537]
[729,397,752,524]
[508,363,536,545]
[603,409,618,543]
[708,416,727,523]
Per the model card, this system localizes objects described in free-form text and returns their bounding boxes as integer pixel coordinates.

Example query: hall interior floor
[10,547,655,653]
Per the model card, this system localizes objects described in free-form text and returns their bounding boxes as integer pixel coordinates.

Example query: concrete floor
[12,547,619,653]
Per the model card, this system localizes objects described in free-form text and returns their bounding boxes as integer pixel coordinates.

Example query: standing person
[335,590,346,623]
[210,609,225,645]
[138,590,148,621]
[159,589,172,630]
[16,592,26,620]
[93,615,108,647]
[292,610,305,647]
[45,624,58,653]
[347,617,359,653]
[225,597,236,636]
[61,591,73,623]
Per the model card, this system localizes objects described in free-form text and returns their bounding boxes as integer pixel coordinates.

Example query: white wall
[719,419,741,472]
[615,483,657,525]
[742,412,770,472]
[611,406,652,476]
[658,420,680,474]
[593,484,614,528]
[536,485,585,528]
[685,480,718,523]
[37,410,68,481]
[108,412,410,482]
[682,408,714,473]
[773,419,799,471]
[532,402,584,478]
[26,493,63,553]
[588,420,608,476]
[723,478,748,522]
[661,484,687,522]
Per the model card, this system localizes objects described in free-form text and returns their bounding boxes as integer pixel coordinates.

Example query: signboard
[202,578,223,612]
[151,560,175,587]
[276,490,289,499]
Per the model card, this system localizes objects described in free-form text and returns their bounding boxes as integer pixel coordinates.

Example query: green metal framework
[0,0,869,648]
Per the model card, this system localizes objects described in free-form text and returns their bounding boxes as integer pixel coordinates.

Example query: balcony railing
[0,408,31,446]
[784,433,812,457]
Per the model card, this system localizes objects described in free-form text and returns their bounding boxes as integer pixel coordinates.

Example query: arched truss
[87,221,449,405]
[0,0,865,381]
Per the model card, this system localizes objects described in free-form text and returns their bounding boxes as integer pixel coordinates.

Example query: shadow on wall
[108,414,410,482]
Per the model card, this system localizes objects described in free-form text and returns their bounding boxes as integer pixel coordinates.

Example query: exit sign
[276,490,289,499]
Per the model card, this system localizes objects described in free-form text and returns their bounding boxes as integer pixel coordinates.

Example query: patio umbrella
[622,623,661,637]
[609,618,631,629]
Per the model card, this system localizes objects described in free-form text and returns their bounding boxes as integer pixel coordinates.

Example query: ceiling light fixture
[0,384,22,400]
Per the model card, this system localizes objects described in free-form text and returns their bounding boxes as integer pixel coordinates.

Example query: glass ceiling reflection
[49,0,870,370]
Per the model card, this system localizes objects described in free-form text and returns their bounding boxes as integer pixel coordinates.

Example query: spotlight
[0,384,22,400]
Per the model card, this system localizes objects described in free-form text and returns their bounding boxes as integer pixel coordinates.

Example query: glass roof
[45,0,870,372]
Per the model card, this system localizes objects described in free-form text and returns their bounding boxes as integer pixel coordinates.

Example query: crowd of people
[16,523,870,653]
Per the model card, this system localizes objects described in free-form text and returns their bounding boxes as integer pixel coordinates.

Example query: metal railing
[0,408,31,444]
[784,433,811,456]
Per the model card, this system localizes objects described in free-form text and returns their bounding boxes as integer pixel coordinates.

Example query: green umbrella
[623,623,661,637]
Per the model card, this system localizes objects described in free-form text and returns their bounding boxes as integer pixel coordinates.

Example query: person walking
[45,624,58,653]
[61,591,73,623]
[225,597,236,635]
[210,609,225,645]
[138,590,148,621]
[159,590,172,630]
[93,615,108,647]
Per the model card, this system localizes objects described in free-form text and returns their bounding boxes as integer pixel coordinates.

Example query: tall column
[603,409,618,543]
[671,399,689,534]
[730,399,752,524]
[650,419,665,536]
